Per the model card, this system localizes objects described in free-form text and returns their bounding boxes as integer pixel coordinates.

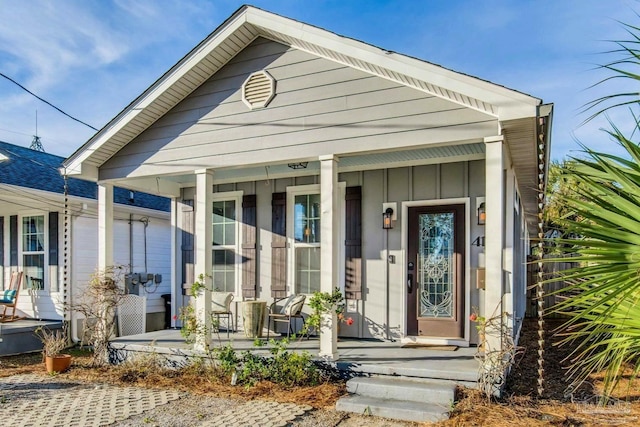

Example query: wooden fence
[526,254,578,319]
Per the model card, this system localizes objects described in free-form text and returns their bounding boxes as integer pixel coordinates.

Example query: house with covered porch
[62,5,552,359]
[0,140,171,356]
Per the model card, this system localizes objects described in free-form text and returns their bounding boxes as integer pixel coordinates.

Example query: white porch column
[170,197,178,328]
[484,136,505,353]
[319,154,339,360]
[194,169,213,351]
[97,183,114,271]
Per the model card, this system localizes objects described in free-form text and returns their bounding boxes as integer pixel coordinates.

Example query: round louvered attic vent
[242,70,276,109]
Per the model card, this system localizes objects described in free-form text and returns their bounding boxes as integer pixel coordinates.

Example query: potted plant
[36,324,72,374]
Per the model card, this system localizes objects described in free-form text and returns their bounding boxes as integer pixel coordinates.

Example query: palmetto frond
[547,121,640,397]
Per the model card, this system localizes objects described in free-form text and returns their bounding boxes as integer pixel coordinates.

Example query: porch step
[336,376,455,423]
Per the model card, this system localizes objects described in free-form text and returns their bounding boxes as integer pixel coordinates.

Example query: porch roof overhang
[504,103,553,234]
[63,5,542,182]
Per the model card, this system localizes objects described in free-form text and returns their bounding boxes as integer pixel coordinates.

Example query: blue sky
[0,0,636,160]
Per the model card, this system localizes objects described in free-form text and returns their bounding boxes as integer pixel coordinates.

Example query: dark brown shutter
[181,200,194,295]
[345,186,362,300]
[241,194,257,299]
[9,215,17,267]
[271,192,287,298]
[49,212,59,266]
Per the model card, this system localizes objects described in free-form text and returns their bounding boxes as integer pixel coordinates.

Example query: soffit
[149,142,486,187]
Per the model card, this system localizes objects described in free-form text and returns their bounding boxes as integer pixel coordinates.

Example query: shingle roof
[0,141,170,212]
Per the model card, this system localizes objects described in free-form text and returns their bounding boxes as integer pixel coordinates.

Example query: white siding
[71,212,171,318]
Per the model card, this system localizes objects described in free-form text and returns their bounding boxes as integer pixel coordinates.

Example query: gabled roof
[63,4,541,179]
[0,141,169,212]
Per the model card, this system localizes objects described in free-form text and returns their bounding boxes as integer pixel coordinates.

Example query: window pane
[294,195,306,242]
[212,200,236,246]
[225,223,235,246]
[213,223,224,246]
[225,200,236,220]
[22,216,44,252]
[294,194,321,243]
[212,249,235,293]
[295,247,321,294]
[24,254,44,290]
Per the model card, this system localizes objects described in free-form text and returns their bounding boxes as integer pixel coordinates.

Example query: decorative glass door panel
[407,205,464,338]
[418,213,454,319]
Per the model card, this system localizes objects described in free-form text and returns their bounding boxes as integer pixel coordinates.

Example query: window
[22,215,45,290]
[293,193,321,294]
[212,195,241,293]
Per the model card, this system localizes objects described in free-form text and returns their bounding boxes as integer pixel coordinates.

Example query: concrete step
[346,376,456,406]
[336,395,450,423]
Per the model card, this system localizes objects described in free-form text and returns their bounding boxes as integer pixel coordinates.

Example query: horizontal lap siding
[100,38,497,179]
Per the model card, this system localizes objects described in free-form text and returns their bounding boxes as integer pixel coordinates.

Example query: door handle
[407,274,413,294]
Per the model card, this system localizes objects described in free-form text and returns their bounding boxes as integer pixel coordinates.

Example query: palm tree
[547,21,640,398]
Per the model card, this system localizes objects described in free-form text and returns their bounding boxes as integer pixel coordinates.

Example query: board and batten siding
[99,38,498,180]
[177,159,485,340]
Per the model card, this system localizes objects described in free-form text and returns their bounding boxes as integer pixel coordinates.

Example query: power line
[0,72,98,131]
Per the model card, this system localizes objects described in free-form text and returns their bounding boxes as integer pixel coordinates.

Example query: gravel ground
[111,393,419,427]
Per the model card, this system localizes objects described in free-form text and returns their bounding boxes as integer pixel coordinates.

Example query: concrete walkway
[0,374,313,427]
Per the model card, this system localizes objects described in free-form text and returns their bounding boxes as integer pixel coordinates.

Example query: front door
[407,205,465,338]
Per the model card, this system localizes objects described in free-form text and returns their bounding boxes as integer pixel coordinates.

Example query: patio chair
[0,271,24,322]
[211,292,234,338]
[266,294,307,340]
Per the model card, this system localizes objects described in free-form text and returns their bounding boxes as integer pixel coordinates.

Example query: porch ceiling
[125,142,487,187]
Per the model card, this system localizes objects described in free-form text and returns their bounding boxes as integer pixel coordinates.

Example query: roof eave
[63,5,543,179]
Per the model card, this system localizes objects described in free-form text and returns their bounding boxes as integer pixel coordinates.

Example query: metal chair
[266,294,306,340]
[211,292,234,337]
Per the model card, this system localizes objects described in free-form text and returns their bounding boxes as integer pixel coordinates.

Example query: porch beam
[194,169,213,351]
[97,183,114,271]
[319,154,339,360]
[484,136,505,353]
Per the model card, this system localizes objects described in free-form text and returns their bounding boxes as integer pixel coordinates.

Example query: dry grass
[4,320,640,426]
[0,348,344,410]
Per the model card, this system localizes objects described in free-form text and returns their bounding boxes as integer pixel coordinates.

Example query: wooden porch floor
[110,329,480,385]
[0,319,63,356]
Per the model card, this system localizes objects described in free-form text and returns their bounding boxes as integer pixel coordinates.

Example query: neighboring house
[0,141,171,332]
[63,6,552,357]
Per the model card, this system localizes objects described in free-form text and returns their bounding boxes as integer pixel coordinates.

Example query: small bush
[210,339,320,387]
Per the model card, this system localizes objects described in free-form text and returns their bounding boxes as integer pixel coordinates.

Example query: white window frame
[286,183,346,295]
[19,212,48,293]
[211,191,243,296]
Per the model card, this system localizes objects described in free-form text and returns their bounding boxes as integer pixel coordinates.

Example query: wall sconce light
[477,201,486,225]
[383,207,394,230]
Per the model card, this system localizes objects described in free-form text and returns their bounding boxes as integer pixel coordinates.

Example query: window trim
[18,212,48,293]
[211,191,243,296]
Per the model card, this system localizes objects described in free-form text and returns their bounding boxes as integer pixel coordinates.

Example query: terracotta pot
[45,354,72,374]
